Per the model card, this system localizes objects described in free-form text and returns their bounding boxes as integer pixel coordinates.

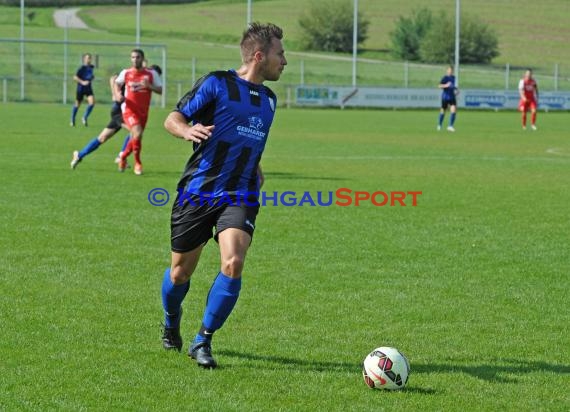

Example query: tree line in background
[299,1,499,65]
[0,0,196,6]
[299,0,369,53]
[390,8,499,64]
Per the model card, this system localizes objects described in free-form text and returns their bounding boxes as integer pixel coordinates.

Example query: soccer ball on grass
[362,346,410,390]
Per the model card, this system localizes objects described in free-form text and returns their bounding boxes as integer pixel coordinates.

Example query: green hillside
[0,0,569,104]
[76,0,570,69]
[2,0,569,68]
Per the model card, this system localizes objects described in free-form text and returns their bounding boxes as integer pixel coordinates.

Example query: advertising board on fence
[295,86,570,110]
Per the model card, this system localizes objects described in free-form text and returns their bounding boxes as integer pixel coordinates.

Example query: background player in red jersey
[70,72,128,169]
[114,49,162,175]
[518,69,539,130]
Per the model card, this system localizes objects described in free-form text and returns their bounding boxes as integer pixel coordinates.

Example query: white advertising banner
[294,86,570,110]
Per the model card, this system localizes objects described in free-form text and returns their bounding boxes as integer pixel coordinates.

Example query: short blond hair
[240,22,283,63]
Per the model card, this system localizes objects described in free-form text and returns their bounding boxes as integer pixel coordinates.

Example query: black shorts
[441,97,456,110]
[76,85,94,102]
[106,103,123,130]
[170,193,260,253]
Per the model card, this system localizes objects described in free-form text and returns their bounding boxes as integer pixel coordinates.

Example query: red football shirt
[116,67,161,117]
[518,78,537,101]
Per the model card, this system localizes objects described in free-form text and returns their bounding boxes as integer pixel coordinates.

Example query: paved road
[53,8,89,29]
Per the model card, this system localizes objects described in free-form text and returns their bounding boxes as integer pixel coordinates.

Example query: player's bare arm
[112,89,123,102]
[73,75,89,86]
[518,80,526,101]
[108,75,116,93]
[141,78,163,95]
[164,111,214,143]
[113,79,124,103]
[109,75,123,102]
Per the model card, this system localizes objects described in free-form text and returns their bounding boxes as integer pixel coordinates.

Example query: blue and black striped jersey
[76,64,94,90]
[440,75,456,100]
[174,70,277,198]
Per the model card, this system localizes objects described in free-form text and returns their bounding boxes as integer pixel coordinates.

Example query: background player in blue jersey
[71,53,96,127]
[160,22,286,368]
[437,66,458,132]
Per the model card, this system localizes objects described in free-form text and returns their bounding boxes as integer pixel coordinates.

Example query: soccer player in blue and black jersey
[437,66,458,132]
[160,22,286,368]
[71,53,95,127]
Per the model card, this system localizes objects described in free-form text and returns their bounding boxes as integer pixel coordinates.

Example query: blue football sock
[121,135,131,152]
[83,104,94,120]
[450,112,456,126]
[78,137,101,159]
[194,272,241,344]
[71,106,79,123]
[438,113,444,126]
[161,268,190,328]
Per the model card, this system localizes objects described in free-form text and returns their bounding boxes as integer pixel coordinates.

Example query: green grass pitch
[1,103,569,410]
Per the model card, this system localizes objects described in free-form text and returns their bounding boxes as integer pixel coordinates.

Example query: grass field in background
[1,103,569,410]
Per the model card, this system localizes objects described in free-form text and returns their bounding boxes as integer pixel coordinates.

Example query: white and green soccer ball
[362,346,410,390]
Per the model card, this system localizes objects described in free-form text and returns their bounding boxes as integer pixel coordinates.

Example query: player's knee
[221,255,245,277]
[98,131,112,143]
[170,265,192,284]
